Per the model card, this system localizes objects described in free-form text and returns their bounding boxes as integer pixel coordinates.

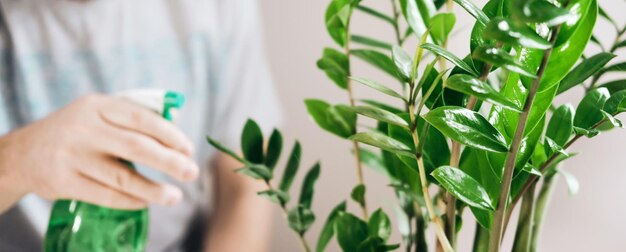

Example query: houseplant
[206,0,626,251]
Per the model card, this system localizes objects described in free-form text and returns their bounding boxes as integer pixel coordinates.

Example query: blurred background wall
[258,0,626,251]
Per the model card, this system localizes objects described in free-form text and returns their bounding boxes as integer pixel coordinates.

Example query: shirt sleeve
[207,0,283,149]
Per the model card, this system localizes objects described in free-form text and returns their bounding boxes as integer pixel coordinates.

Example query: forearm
[204,153,273,252]
[0,132,30,213]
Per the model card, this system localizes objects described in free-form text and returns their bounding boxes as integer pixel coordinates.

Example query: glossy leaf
[573,126,600,138]
[358,148,388,176]
[265,129,283,170]
[357,237,399,252]
[351,184,366,207]
[335,212,369,252]
[431,166,495,210]
[445,74,522,111]
[423,106,509,153]
[429,12,456,44]
[558,52,616,94]
[206,136,245,163]
[258,189,290,205]
[288,205,316,235]
[604,90,626,114]
[400,0,435,39]
[544,137,570,158]
[316,201,347,252]
[305,99,356,138]
[359,99,404,114]
[392,45,413,81]
[349,131,415,157]
[241,119,264,164]
[279,142,302,192]
[421,43,479,76]
[453,0,490,26]
[597,79,626,94]
[325,0,351,46]
[299,163,320,209]
[510,0,576,26]
[235,164,273,181]
[483,17,551,49]
[317,48,349,89]
[351,35,393,50]
[546,104,574,146]
[349,106,409,128]
[351,49,403,82]
[600,62,626,77]
[351,77,405,101]
[574,88,610,129]
[599,110,623,128]
[472,45,537,78]
[368,209,392,241]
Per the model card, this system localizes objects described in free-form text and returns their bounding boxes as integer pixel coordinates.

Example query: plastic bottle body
[44,200,148,252]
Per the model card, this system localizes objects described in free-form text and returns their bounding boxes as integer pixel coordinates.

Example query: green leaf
[359,99,404,114]
[206,136,245,163]
[265,129,283,170]
[401,0,432,39]
[350,184,366,207]
[349,106,409,128]
[325,0,351,46]
[392,45,413,81]
[604,90,626,114]
[421,43,479,76]
[573,126,600,138]
[258,189,290,205]
[235,164,273,180]
[358,148,388,176]
[445,74,522,111]
[483,17,551,49]
[335,212,369,251]
[510,0,576,26]
[279,142,302,192]
[355,5,395,26]
[600,62,626,77]
[574,87,610,129]
[350,131,415,157]
[558,52,616,94]
[452,0,490,26]
[351,77,405,101]
[546,104,574,147]
[558,168,580,196]
[317,48,349,90]
[305,99,356,138]
[423,106,509,153]
[368,209,392,241]
[316,201,347,252]
[429,12,456,44]
[357,237,399,252]
[299,162,321,209]
[351,49,403,82]
[544,137,570,158]
[597,79,626,94]
[288,205,316,235]
[431,166,495,211]
[472,45,537,78]
[241,119,264,164]
[599,110,623,128]
[351,35,393,50]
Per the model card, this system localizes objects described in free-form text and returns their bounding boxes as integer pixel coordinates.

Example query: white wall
[259,1,626,251]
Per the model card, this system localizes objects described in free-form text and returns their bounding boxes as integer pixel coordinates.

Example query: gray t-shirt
[0,0,281,251]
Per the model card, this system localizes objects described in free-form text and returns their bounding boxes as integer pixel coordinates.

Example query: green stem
[512,183,536,252]
[344,8,369,220]
[489,23,564,252]
[265,182,312,252]
[530,174,558,252]
[472,223,490,252]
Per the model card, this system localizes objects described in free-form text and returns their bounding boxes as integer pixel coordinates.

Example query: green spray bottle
[44,90,185,252]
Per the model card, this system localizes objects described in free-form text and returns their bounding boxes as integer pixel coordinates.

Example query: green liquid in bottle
[44,200,148,252]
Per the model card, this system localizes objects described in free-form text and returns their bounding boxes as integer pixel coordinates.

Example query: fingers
[96,126,199,182]
[98,97,194,156]
[78,156,183,206]
[66,175,148,210]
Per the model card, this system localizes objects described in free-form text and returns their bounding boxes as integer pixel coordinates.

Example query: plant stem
[488,24,563,252]
[414,205,429,252]
[473,223,490,252]
[265,181,312,252]
[511,183,536,252]
[530,174,558,252]
[390,0,403,45]
[408,99,454,252]
[344,10,370,220]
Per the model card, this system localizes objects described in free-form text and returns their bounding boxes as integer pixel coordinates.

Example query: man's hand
[0,94,199,212]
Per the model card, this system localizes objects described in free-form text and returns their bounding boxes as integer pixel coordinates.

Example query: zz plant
[206,0,626,251]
